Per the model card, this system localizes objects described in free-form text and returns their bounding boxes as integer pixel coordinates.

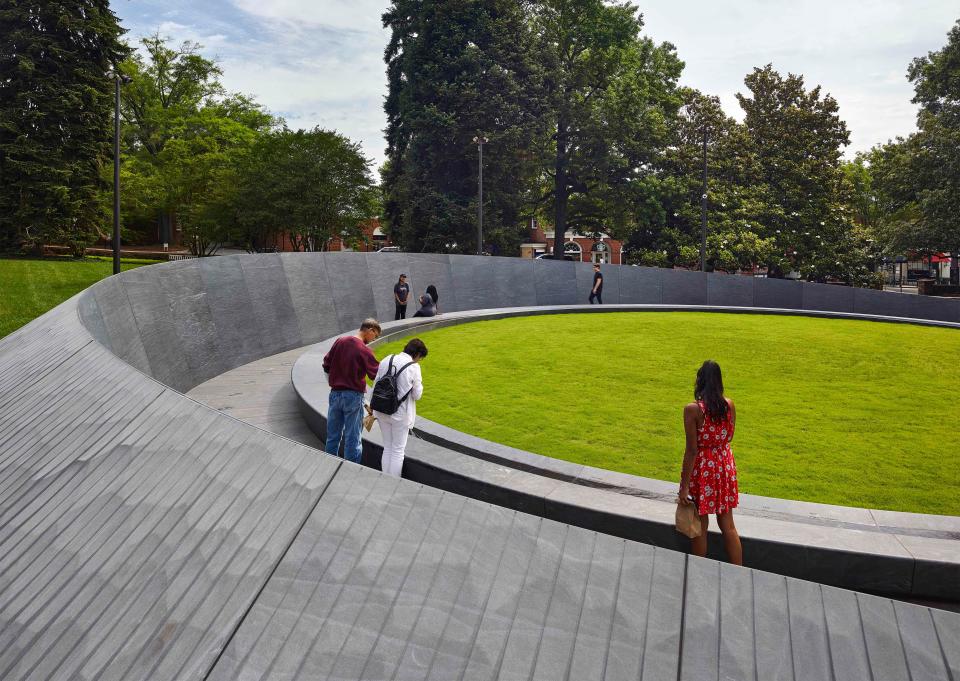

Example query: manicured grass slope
[0,257,160,339]
[378,312,960,514]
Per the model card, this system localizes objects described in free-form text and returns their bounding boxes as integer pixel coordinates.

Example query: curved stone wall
[0,252,956,680]
[77,252,960,393]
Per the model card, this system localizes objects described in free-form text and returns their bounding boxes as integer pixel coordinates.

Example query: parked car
[376,246,401,253]
[535,254,574,261]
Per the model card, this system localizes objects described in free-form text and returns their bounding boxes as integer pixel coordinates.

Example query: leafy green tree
[383,0,547,253]
[906,19,960,277]
[0,0,127,254]
[634,89,774,271]
[737,65,861,281]
[532,0,683,250]
[118,36,272,253]
[230,128,378,252]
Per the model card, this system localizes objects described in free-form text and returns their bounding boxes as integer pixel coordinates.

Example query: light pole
[473,136,488,256]
[700,126,708,272]
[109,71,131,275]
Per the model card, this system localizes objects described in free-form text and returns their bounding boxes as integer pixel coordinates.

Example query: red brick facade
[519,222,623,264]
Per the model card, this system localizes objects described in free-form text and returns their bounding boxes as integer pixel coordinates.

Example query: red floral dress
[688,400,739,516]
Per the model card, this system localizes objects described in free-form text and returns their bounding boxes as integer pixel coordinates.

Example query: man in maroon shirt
[322,318,381,463]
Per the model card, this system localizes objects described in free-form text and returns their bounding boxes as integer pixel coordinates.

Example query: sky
[111,0,958,171]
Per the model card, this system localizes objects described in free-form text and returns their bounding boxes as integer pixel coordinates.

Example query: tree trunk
[552,117,569,259]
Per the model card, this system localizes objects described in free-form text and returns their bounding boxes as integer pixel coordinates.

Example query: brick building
[519,221,623,264]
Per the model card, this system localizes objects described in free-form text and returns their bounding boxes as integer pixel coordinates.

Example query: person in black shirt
[394,274,410,319]
[589,263,604,304]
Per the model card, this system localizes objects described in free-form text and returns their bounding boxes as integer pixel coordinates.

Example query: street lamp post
[473,136,488,256]
[700,126,708,272]
[110,71,131,275]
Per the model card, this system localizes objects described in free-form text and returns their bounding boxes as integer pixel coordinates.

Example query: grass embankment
[377,312,960,514]
[0,256,161,339]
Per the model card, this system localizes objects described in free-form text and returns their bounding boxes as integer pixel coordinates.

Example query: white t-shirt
[372,352,423,426]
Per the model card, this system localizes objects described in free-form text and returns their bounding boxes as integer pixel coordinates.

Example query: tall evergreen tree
[0,0,127,254]
[383,0,546,253]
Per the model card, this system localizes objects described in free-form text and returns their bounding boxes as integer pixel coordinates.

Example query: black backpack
[370,355,415,415]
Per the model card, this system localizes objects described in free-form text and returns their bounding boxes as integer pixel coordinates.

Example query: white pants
[376,416,409,477]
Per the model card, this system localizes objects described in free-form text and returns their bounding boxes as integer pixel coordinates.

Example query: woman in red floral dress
[679,360,743,565]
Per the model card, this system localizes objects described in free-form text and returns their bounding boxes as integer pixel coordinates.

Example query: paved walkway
[187,347,322,448]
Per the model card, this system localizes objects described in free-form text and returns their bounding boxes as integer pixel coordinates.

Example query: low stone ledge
[293,304,960,599]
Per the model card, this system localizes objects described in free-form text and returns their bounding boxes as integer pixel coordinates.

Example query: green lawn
[377,312,960,515]
[0,256,162,339]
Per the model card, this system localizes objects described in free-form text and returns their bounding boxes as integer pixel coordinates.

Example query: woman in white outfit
[372,338,427,477]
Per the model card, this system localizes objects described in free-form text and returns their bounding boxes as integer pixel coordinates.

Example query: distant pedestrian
[322,318,381,464]
[372,338,427,477]
[589,263,603,304]
[678,360,743,565]
[426,284,440,314]
[412,293,437,318]
[394,274,410,320]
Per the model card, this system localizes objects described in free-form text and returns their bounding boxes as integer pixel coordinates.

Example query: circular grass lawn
[376,312,960,515]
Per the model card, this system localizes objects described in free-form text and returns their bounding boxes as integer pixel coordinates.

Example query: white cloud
[231,0,387,34]
[118,0,958,169]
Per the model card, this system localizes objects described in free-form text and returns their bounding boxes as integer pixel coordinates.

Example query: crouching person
[371,338,427,477]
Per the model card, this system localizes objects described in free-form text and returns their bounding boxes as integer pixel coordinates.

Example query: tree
[906,19,960,279]
[118,36,272,253]
[383,0,547,253]
[532,0,683,252]
[230,128,378,252]
[0,0,127,254]
[635,89,774,271]
[736,65,860,281]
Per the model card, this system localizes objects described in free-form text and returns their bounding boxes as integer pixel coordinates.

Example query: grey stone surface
[618,265,662,304]
[534,257,578,305]
[119,263,194,391]
[158,258,229,385]
[801,281,855,313]
[755,276,803,310]
[854,286,912,318]
[449,254,499,310]
[2,252,959,681]
[239,253,303,353]
[91,275,152,375]
[364,251,411,322]
[280,252,341,343]
[908,292,960,323]
[492,256,537,309]
[199,254,265,376]
[325,251,379,332]
[662,268,707,305]
[707,272,754,307]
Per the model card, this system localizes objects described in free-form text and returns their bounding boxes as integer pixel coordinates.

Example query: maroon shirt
[322,335,380,392]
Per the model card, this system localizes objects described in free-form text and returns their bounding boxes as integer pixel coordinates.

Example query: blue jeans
[325,390,364,463]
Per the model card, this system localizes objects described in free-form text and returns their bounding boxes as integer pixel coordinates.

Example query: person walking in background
[426,284,440,314]
[394,274,410,320]
[678,360,743,565]
[412,293,437,318]
[322,318,381,464]
[589,263,603,304]
[372,338,427,477]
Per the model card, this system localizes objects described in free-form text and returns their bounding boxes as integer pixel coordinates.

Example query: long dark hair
[694,360,728,421]
[426,284,438,304]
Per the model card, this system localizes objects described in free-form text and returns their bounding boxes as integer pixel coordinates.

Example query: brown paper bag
[675,499,701,538]
[363,405,376,432]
